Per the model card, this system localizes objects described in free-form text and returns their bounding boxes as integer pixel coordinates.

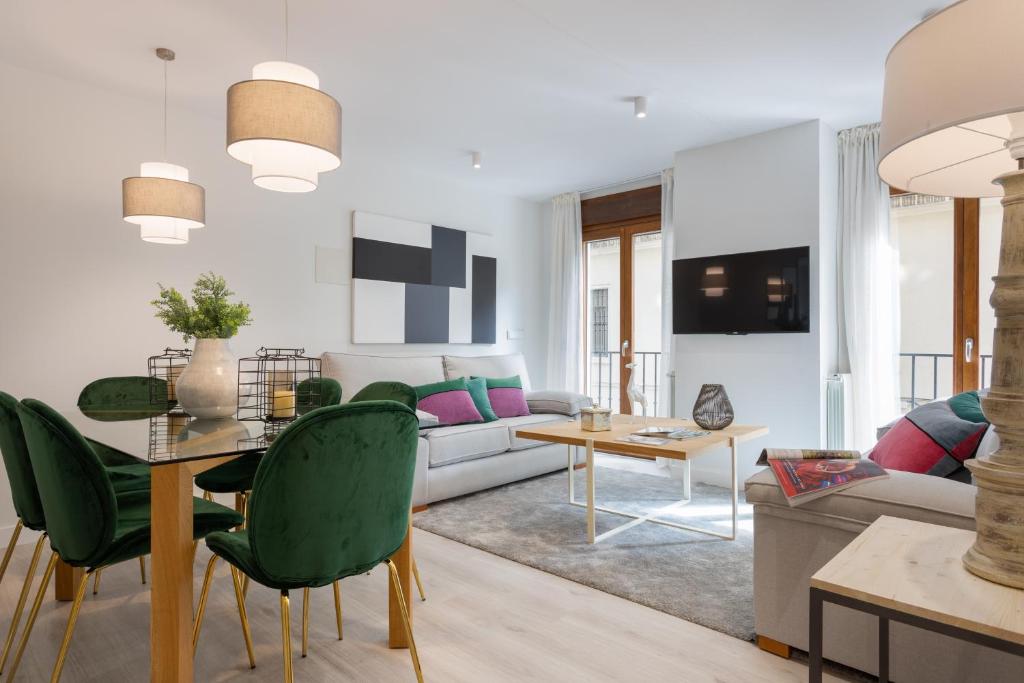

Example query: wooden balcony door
[581,186,662,415]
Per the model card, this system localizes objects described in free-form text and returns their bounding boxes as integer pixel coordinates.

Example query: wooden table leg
[586,440,595,544]
[151,463,194,682]
[388,518,413,649]
[54,561,83,601]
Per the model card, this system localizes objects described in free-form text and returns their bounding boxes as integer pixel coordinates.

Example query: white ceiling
[0,0,946,200]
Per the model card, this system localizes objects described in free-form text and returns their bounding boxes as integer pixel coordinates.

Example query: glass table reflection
[64,406,269,465]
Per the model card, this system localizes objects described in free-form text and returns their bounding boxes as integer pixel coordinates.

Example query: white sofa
[320,351,589,508]
[745,427,1020,682]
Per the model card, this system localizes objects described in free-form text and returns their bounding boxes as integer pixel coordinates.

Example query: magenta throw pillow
[414,378,483,426]
[475,375,530,418]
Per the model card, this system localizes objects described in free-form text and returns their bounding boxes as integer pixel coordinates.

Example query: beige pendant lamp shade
[123,162,205,244]
[122,48,205,244]
[878,0,1024,197]
[226,61,341,193]
[880,0,1024,590]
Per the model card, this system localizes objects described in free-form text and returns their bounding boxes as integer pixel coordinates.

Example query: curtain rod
[577,170,663,196]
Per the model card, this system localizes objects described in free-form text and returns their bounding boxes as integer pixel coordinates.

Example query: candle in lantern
[166,365,184,402]
[271,390,296,419]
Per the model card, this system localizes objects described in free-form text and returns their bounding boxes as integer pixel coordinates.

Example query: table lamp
[879,0,1024,588]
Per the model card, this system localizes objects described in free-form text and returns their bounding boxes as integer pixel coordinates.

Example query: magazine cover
[769,458,888,506]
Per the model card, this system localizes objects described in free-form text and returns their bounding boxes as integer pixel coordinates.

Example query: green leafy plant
[152,272,252,342]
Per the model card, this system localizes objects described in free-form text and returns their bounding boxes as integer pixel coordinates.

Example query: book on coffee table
[756,448,861,465]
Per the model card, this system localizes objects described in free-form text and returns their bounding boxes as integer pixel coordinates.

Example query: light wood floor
[0,529,843,682]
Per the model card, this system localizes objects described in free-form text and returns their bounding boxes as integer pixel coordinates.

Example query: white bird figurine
[625,362,649,424]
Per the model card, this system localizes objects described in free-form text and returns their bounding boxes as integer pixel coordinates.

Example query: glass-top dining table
[62,407,415,683]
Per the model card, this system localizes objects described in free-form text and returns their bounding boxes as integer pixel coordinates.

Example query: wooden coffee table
[515,415,768,544]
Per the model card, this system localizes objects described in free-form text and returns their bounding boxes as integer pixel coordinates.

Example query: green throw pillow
[465,377,499,422]
[476,375,522,389]
[948,390,987,424]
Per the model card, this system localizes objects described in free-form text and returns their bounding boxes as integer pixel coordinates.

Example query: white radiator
[825,374,852,450]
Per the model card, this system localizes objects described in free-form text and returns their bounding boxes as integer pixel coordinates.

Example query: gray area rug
[413,466,755,641]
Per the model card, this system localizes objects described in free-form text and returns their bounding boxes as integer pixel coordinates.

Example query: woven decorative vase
[692,384,734,430]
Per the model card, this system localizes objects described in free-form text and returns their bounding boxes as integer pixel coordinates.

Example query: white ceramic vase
[175,338,238,419]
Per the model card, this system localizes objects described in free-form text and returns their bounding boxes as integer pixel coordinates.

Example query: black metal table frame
[809,586,1024,683]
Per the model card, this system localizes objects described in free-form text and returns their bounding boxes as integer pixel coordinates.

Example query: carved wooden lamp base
[963,170,1024,589]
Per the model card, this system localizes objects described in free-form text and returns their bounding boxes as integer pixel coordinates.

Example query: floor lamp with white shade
[878,0,1024,588]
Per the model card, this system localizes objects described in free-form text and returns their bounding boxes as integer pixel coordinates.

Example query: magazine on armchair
[757,448,888,506]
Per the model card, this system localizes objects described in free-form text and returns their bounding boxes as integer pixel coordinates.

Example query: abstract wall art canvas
[351,211,497,344]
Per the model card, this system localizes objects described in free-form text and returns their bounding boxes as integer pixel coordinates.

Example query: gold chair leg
[0,520,23,585]
[332,581,343,640]
[49,569,91,683]
[301,587,310,657]
[92,568,102,595]
[139,556,147,584]
[242,574,250,599]
[192,554,218,653]
[280,591,294,683]
[8,552,58,681]
[0,532,45,673]
[231,567,256,669]
[386,559,424,683]
[412,556,426,601]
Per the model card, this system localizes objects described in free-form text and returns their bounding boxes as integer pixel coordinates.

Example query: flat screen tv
[672,246,810,334]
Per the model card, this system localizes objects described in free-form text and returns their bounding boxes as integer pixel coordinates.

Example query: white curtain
[657,168,676,417]
[546,192,583,392]
[838,123,901,451]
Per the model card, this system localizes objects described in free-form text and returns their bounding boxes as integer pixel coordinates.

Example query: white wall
[0,61,549,529]
[672,120,837,486]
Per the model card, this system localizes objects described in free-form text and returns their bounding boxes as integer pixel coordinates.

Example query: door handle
[621,340,630,358]
[965,337,975,364]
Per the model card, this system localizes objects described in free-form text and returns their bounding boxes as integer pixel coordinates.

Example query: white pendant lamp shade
[226,61,341,193]
[123,162,205,244]
[878,0,1024,197]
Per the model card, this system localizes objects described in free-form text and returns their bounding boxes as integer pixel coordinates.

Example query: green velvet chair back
[247,401,419,585]
[349,381,418,411]
[0,392,46,531]
[296,377,342,415]
[77,376,169,418]
[16,399,118,567]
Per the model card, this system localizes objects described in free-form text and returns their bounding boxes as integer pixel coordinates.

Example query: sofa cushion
[502,414,572,451]
[745,467,976,528]
[424,422,511,468]
[321,352,444,402]
[443,353,532,391]
[415,378,483,426]
[464,377,499,422]
[526,390,593,416]
[869,401,986,482]
[478,375,530,418]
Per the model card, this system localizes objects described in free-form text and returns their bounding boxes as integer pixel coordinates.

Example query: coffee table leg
[729,438,738,540]
[567,445,575,503]
[586,440,595,544]
[809,587,823,683]
[878,616,889,683]
[681,459,691,501]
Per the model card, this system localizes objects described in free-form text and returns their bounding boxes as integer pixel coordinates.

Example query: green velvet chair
[192,401,423,683]
[349,380,417,410]
[348,381,425,601]
[0,392,51,675]
[10,398,245,683]
[194,377,342,512]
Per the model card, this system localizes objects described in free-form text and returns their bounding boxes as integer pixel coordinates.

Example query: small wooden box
[581,407,612,431]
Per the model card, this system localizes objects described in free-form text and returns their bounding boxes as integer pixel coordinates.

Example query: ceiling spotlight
[634,96,648,119]
[472,151,482,169]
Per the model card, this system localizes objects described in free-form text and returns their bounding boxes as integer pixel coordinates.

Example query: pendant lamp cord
[162,57,168,160]
[284,0,289,59]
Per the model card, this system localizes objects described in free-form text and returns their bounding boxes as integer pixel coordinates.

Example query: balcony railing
[900,351,993,411]
[588,351,662,415]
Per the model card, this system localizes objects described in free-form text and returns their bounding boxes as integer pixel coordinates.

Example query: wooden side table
[808,516,1024,682]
